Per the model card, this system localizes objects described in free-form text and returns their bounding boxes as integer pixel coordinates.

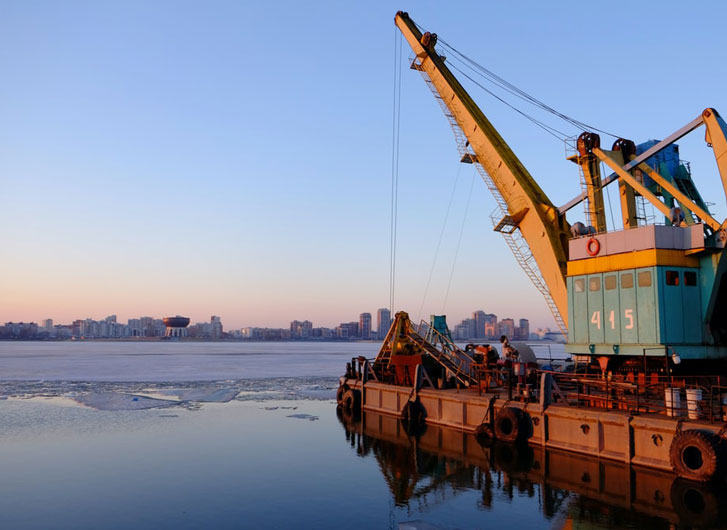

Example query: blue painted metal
[567,265,709,357]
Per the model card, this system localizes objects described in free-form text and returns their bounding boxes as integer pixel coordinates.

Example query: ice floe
[0,376,339,411]
[286,414,319,421]
[72,392,177,411]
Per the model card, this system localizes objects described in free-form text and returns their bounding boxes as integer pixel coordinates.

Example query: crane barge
[337,12,727,483]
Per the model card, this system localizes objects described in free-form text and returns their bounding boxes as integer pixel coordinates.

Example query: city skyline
[2,307,550,342]
[2,2,725,332]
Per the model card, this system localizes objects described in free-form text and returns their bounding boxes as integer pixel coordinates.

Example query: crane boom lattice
[416,68,567,335]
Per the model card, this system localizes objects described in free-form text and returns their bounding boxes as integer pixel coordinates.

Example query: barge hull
[344,378,726,473]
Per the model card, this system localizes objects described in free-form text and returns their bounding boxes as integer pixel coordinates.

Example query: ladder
[416,68,567,337]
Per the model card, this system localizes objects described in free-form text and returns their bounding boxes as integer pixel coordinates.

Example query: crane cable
[389,28,403,314]
[410,19,622,140]
[439,39,622,139]
[416,163,463,323]
[443,170,476,313]
[448,62,570,142]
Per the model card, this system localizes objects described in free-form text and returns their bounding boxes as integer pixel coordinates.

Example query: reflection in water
[338,408,727,529]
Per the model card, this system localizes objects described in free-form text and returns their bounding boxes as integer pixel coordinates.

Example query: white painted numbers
[624,309,634,330]
[590,311,601,329]
[591,309,634,330]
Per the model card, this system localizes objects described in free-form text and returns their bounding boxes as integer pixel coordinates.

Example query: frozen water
[0,341,380,381]
[286,413,319,421]
[0,341,567,409]
[73,392,178,411]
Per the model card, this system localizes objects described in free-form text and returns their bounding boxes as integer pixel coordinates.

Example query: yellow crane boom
[395,12,570,330]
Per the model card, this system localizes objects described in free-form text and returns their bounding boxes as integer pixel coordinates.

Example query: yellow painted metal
[395,12,570,323]
[567,249,700,275]
[632,157,722,231]
[606,149,638,229]
[594,148,673,219]
[619,179,638,229]
[703,108,727,207]
[577,150,607,233]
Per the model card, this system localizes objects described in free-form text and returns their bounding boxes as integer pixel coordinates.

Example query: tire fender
[669,429,721,482]
[494,407,531,443]
[342,389,361,413]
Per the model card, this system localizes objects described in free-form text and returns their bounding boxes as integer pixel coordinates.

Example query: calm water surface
[0,341,721,529]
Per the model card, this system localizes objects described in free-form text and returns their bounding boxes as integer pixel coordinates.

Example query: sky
[2,0,727,330]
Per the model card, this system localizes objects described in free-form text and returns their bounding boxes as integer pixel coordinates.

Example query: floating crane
[394,11,727,372]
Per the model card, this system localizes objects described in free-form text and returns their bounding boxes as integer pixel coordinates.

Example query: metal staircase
[416,65,567,336]
[373,313,477,387]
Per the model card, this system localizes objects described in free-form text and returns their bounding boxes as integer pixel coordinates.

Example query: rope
[443,170,476,312]
[389,28,403,314]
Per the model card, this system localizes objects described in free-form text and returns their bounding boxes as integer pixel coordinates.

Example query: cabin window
[604,275,617,290]
[574,278,585,293]
[638,271,652,287]
[685,271,697,286]
[589,277,601,291]
[621,273,634,289]
[666,270,680,286]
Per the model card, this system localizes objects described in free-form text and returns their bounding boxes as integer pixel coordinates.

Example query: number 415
[591,309,634,330]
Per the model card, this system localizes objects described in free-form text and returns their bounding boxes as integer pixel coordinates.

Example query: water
[0,341,381,381]
[0,341,719,529]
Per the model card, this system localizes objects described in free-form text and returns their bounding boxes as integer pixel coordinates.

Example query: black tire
[474,423,495,448]
[401,399,425,424]
[669,430,721,483]
[475,423,495,439]
[670,479,720,527]
[493,442,534,474]
[494,407,531,443]
[335,385,346,406]
[342,389,361,413]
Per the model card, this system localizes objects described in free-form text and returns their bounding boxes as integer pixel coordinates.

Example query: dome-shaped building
[163,316,190,338]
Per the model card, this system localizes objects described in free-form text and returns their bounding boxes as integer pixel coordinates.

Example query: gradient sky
[2,0,726,330]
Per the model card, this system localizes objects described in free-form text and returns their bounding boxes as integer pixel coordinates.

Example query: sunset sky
[2,0,727,330]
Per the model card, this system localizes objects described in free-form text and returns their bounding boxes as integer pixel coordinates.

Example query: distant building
[517,318,530,341]
[290,320,313,339]
[484,314,498,339]
[499,318,515,339]
[163,316,190,338]
[377,308,392,339]
[210,316,223,339]
[336,322,359,339]
[359,313,372,340]
[472,310,486,339]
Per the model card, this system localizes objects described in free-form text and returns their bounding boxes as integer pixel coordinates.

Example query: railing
[346,355,727,422]
[547,371,727,422]
[417,319,476,380]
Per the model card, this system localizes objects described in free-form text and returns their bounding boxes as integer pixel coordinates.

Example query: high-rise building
[359,313,372,340]
[499,318,515,339]
[377,308,392,339]
[518,318,530,341]
[472,310,486,338]
[42,319,53,331]
[210,315,223,339]
[484,313,498,339]
[290,320,313,338]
